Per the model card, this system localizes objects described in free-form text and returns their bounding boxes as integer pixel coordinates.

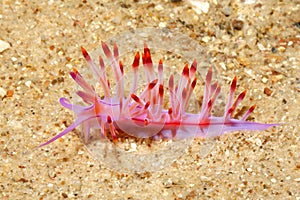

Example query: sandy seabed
[0,0,299,199]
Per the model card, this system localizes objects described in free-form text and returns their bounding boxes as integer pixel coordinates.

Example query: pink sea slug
[39,42,278,147]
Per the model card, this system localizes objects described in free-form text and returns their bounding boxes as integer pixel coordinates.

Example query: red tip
[94,96,101,114]
[144,101,150,109]
[132,51,140,69]
[182,88,187,99]
[113,43,118,58]
[158,59,163,72]
[191,78,197,88]
[168,108,172,115]
[182,64,189,77]
[145,51,152,65]
[227,107,234,116]
[119,61,123,74]
[72,68,79,74]
[143,44,152,66]
[148,79,158,90]
[81,46,89,58]
[215,86,221,96]
[99,56,105,70]
[238,90,247,101]
[231,76,237,92]
[113,136,118,143]
[107,115,112,123]
[131,94,140,103]
[101,41,112,58]
[249,104,256,112]
[107,80,110,88]
[70,69,80,79]
[207,99,212,109]
[206,66,212,83]
[159,84,164,97]
[144,118,149,126]
[169,75,174,89]
[190,59,197,74]
[211,81,218,91]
